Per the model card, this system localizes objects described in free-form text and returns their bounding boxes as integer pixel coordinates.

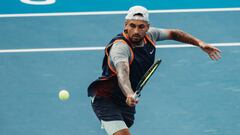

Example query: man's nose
[133,27,140,34]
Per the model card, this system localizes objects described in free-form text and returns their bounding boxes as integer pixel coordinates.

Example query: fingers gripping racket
[133,59,162,100]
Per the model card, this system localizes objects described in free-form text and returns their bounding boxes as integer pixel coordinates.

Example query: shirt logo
[150,49,154,54]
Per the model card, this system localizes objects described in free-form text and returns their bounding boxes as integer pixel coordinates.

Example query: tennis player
[88,5,221,135]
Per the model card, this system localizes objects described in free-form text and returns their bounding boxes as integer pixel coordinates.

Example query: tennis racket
[133,59,162,100]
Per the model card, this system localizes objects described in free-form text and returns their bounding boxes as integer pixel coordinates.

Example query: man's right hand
[126,94,138,107]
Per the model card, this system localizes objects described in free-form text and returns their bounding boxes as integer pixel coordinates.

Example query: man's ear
[124,21,128,33]
[147,23,150,30]
[124,29,128,34]
[124,20,129,26]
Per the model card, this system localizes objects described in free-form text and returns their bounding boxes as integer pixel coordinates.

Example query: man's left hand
[199,43,222,60]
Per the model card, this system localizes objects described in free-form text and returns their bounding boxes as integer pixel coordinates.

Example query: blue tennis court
[0,1,240,135]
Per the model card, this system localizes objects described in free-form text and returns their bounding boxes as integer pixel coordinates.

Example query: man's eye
[139,25,145,29]
[130,24,136,28]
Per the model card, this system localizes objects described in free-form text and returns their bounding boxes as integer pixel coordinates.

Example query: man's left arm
[167,29,222,60]
[148,27,222,60]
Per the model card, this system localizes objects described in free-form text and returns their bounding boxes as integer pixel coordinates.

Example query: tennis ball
[59,90,70,101]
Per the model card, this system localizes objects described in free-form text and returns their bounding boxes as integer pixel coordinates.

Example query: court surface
[0,1,240,135]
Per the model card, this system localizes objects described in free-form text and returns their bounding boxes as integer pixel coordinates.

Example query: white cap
[125,6,149,22]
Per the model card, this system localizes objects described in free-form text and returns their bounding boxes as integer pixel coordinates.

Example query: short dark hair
[133,13,143,17]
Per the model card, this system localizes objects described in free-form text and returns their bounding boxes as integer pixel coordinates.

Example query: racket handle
[133,92,139,100]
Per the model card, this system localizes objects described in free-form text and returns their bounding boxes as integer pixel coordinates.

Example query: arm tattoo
[115,61,134,97]
[171,29,201,46]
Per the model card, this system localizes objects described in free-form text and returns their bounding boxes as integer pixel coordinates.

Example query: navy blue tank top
[88,32,156,104]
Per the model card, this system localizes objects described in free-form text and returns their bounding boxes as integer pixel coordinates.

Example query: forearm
[169,29,204,47]
[115,61,134,97]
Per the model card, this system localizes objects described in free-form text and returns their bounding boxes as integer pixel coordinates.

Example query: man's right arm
[110,42,138,106]
[115,61,138,107]
[115,61,134,97]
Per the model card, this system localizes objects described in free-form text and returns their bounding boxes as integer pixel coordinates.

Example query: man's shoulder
[147,27,169,42]
[147,27,161,34]
[109,32,128,44]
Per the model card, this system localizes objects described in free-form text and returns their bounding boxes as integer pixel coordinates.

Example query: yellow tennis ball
[59,90,70,101]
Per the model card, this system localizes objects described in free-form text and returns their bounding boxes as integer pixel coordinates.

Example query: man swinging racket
[88,5,221,135]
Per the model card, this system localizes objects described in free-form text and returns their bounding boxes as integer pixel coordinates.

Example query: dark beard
[129,36,144,45]
[129,38,144,47]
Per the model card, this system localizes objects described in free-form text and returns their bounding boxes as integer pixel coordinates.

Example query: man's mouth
[132,35,140,38]
[132,35,141,40]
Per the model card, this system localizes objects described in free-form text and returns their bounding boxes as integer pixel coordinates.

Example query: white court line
[0,42,239,53]
[0,7,240,18]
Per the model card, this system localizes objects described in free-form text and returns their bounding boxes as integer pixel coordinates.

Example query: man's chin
[130,37,143,44]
